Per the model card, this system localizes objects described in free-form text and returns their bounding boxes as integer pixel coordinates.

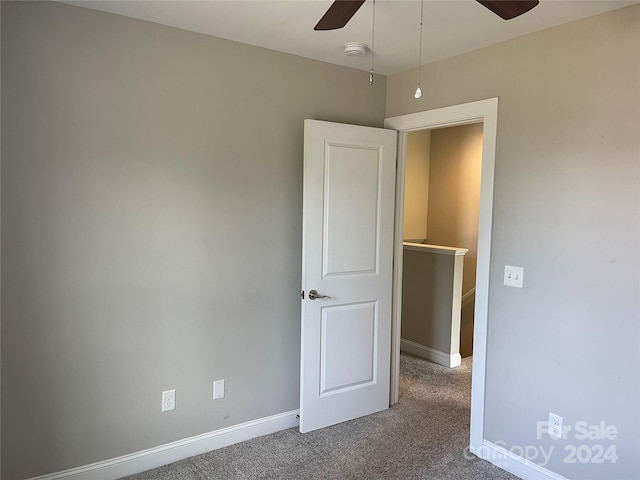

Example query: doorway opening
[401,123,482,367]
[385,98,498,455]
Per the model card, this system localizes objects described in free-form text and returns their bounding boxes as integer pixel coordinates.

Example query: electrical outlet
[549,412,563,439]
[504,265,524,288]
[161,389,176,412]
[213,379,225,400]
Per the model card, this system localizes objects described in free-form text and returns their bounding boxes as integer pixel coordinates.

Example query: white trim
[403,242,468,256]
[385,97,499,457]
[389,128,408,405]
[403,238,426,244]
[400,339,461,368]
[478,440,569,480]
[385,100,492,132]
[28,410,300,480]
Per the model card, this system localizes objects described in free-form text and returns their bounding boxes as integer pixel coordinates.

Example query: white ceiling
[61,0,637,75]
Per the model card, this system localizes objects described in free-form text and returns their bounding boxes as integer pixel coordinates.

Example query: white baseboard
[29,409,300,480]
[400,338,461,368]
[479,440,569,480]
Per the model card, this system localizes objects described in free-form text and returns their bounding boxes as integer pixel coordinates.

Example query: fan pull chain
[370,0,376,85]
[415,0,424,98]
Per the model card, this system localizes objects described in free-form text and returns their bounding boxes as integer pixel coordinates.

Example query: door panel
[320,301,377,395]
[323,144,381,276]
[300,119,396,433]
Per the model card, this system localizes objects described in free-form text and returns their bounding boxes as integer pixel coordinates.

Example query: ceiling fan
[314,0,540,30]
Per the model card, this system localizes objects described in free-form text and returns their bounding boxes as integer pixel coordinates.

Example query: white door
[300,119,397,433]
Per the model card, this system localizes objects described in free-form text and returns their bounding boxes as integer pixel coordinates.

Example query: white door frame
[384,97,498,455]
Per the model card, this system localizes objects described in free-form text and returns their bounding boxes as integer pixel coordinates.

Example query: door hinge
[301,290,305,299]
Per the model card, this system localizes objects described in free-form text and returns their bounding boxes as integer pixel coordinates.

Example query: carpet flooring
[123,354,520,480]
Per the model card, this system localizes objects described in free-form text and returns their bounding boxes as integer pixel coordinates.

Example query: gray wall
[0,2,386,478]
[389,5,640,479]
[401,247,464,358]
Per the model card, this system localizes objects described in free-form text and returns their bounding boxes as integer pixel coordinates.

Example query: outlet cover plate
[549,412,563,439]
[162,389,176,412]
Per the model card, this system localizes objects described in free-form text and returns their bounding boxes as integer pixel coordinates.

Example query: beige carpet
[122,354,520,479]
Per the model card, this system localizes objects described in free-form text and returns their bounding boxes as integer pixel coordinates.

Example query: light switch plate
[504,265,524,288]
[213,379,225,400]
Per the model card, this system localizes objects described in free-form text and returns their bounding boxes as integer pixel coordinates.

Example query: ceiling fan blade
[477,0,539,20]
[314,0,366,31]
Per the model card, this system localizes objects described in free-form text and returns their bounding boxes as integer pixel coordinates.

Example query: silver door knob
[308,289,330,300]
